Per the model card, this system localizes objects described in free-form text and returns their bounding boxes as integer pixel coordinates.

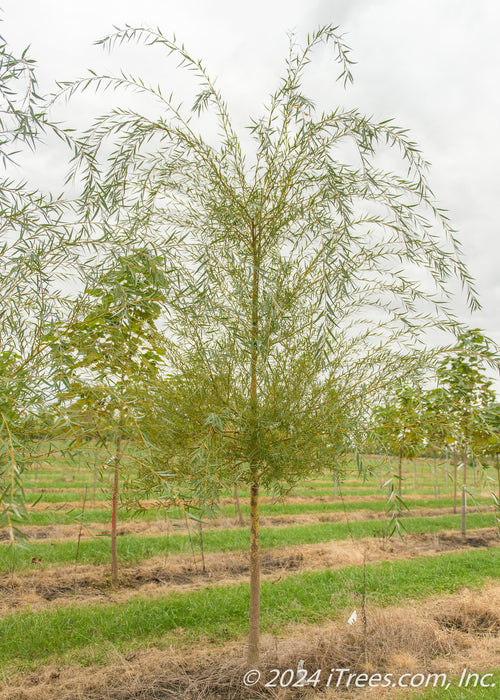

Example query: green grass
[23,484,409,502]
[24,454,491,492]
[24,507,174,526]
[27,485,453,503]
[24,479,103,489]
[1,512,497,571]
[19,495,493,528]
[408,670,500,699]
[0,548,498,668]
[25,491,110,503]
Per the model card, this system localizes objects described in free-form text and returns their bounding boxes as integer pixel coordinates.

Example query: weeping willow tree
[0,26,77,541]
[61,25,478,664]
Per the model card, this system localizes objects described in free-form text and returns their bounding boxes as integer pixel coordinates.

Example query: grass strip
[0,548,499,667]
[33,487,480,502]
[1,512,496,571]
[408,670,500,699]
[18,495,493,527]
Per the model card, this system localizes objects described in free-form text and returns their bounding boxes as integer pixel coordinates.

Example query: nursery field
[1,454,499,700]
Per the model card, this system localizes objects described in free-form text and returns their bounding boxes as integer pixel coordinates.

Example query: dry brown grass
[1,585,499,700]
[1,502,495,546]
[27,489,492,513]
[0,529,497,618]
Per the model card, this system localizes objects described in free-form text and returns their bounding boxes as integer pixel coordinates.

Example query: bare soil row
[27,489,492,511]
[1,502,494,544]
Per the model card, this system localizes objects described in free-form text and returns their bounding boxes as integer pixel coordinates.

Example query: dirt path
[0,527,497,618]
[1,501,494,544]
[27,489,493,511]
[1,582,499,699]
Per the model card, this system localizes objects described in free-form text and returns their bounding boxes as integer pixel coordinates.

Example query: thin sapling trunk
[110,428,122,587]
[445,448,449,490]
[74,486,87,591]
[199,520,206,574]
[461,449,467,537]
[184,512,198,573]
[497,453,500,508]
[248,228,261,667]
[398,447,403,497]
[234,485,244,526]
[433,451,438,497]
[453,450,458,514]
[248,474,260,666]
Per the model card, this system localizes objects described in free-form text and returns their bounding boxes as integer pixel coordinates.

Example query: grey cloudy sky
[3,0,500,346]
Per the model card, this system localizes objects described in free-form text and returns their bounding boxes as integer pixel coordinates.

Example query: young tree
[372,385,424,498]
[50,248,169,585]
[479,402,500,522]
[62,25,478,664]
[423,387,453,498]
[436,330,496,535]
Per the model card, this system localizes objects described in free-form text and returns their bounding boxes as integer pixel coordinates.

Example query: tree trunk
[398,448,402,497]
[433,451,438,497]
[461,449,467,537]
[496,453,500,510]
[111,429,122,587]
[199,521,206,574]
[453,450,458,514]
[74,486,87,590]
[234,485,244,526]
[445,448,449,490]
[185,513,198,572]
[93,450,98,505]
[247,225,261,666]
[248,475,260,666]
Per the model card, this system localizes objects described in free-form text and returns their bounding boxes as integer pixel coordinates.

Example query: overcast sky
[2,0,499,349]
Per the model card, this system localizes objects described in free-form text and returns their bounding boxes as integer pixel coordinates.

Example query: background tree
[50,248,169,585]
[63,25,479,664]
[372,385,424,498]
[422,387,452,498]
[475,401,500,524]
[436,329,496,536]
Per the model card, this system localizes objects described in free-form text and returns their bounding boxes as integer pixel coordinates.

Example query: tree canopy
[51,24,486,662]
